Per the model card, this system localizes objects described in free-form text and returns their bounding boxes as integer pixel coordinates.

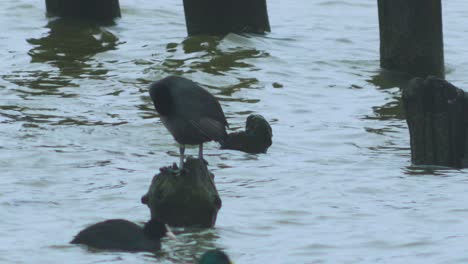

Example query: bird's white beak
[165,224,177,240]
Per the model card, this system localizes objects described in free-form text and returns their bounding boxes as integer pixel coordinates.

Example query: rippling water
[2,1,468,263]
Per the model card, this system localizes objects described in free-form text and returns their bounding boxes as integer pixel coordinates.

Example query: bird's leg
[198,144,208,165]
[198,143,203,161]
[179,144,185,171]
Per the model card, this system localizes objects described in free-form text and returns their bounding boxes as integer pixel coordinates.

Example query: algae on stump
[141,157,221,228]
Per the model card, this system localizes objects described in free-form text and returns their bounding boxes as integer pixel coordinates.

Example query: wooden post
[183,0,270,35]
[402,77,468,168]
[377,0,444,78]
[45,0,121,20]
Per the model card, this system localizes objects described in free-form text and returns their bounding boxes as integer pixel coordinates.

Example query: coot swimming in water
[198,249,232,264]
[149,76,228,170]
[71,218,175,252]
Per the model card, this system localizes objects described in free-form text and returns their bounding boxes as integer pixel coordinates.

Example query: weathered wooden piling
[222,114,273,154]
[141,157,221,228]
[183,0,270,35]
[377,0,444,77]
[45,0,121,20]
[402,76,468,168]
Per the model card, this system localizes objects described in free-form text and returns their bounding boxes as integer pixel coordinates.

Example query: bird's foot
[172,162,188,176]
[176,167,189,176]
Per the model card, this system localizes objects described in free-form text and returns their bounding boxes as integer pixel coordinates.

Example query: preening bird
[149,76,228,170]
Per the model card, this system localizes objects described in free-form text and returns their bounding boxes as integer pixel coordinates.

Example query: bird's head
[149,79,173,116]
[143,218,176,240]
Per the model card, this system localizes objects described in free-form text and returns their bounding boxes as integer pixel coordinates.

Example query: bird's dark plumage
[70,219,169,252]
[149,76,229,169]
[198,249,232,264]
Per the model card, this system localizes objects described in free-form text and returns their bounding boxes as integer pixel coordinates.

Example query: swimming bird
[198,249,232,264]
[70,219,175,252]
[149,76,228,170]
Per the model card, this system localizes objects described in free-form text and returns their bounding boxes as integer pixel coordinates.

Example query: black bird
[198,249,232,264]
[70,219,175,252]
[149,76,228,170]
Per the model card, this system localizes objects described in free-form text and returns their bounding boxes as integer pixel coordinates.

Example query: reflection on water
[138,34,268,121]
[3,70,79,92]
[3,18,120,93]
[367,69,412,90]
[366,69,413,121]
[363,69,411,156]
[404,165,463,176]
[150,35,267,87]
[27,18,119,76]
[181,36,222,54]
[1,17,124,127]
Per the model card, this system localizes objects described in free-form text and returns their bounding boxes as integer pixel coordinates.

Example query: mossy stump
[222,114,272,154]
[141,157,221,228]
[403,76,468,167]
[183,0,270,35]
[377,0,444,77]
[45,0,121,20]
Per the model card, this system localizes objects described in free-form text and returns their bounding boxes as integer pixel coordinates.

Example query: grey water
[2,0,468,263]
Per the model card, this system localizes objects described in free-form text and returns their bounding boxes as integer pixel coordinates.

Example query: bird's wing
[170,78,229,127]
[189,118,227,142]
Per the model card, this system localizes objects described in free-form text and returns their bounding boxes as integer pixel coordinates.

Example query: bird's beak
[165,224,177,240]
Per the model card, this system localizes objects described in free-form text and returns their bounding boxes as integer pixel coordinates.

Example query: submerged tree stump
[222,114,273,154]
[377,0,444,77]
[141,157,221,228]
[183,0,270,35]
[45,0,121,20]
[402,76,468,168]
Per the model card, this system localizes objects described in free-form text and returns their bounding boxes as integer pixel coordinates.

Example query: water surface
[1,1,468,263]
